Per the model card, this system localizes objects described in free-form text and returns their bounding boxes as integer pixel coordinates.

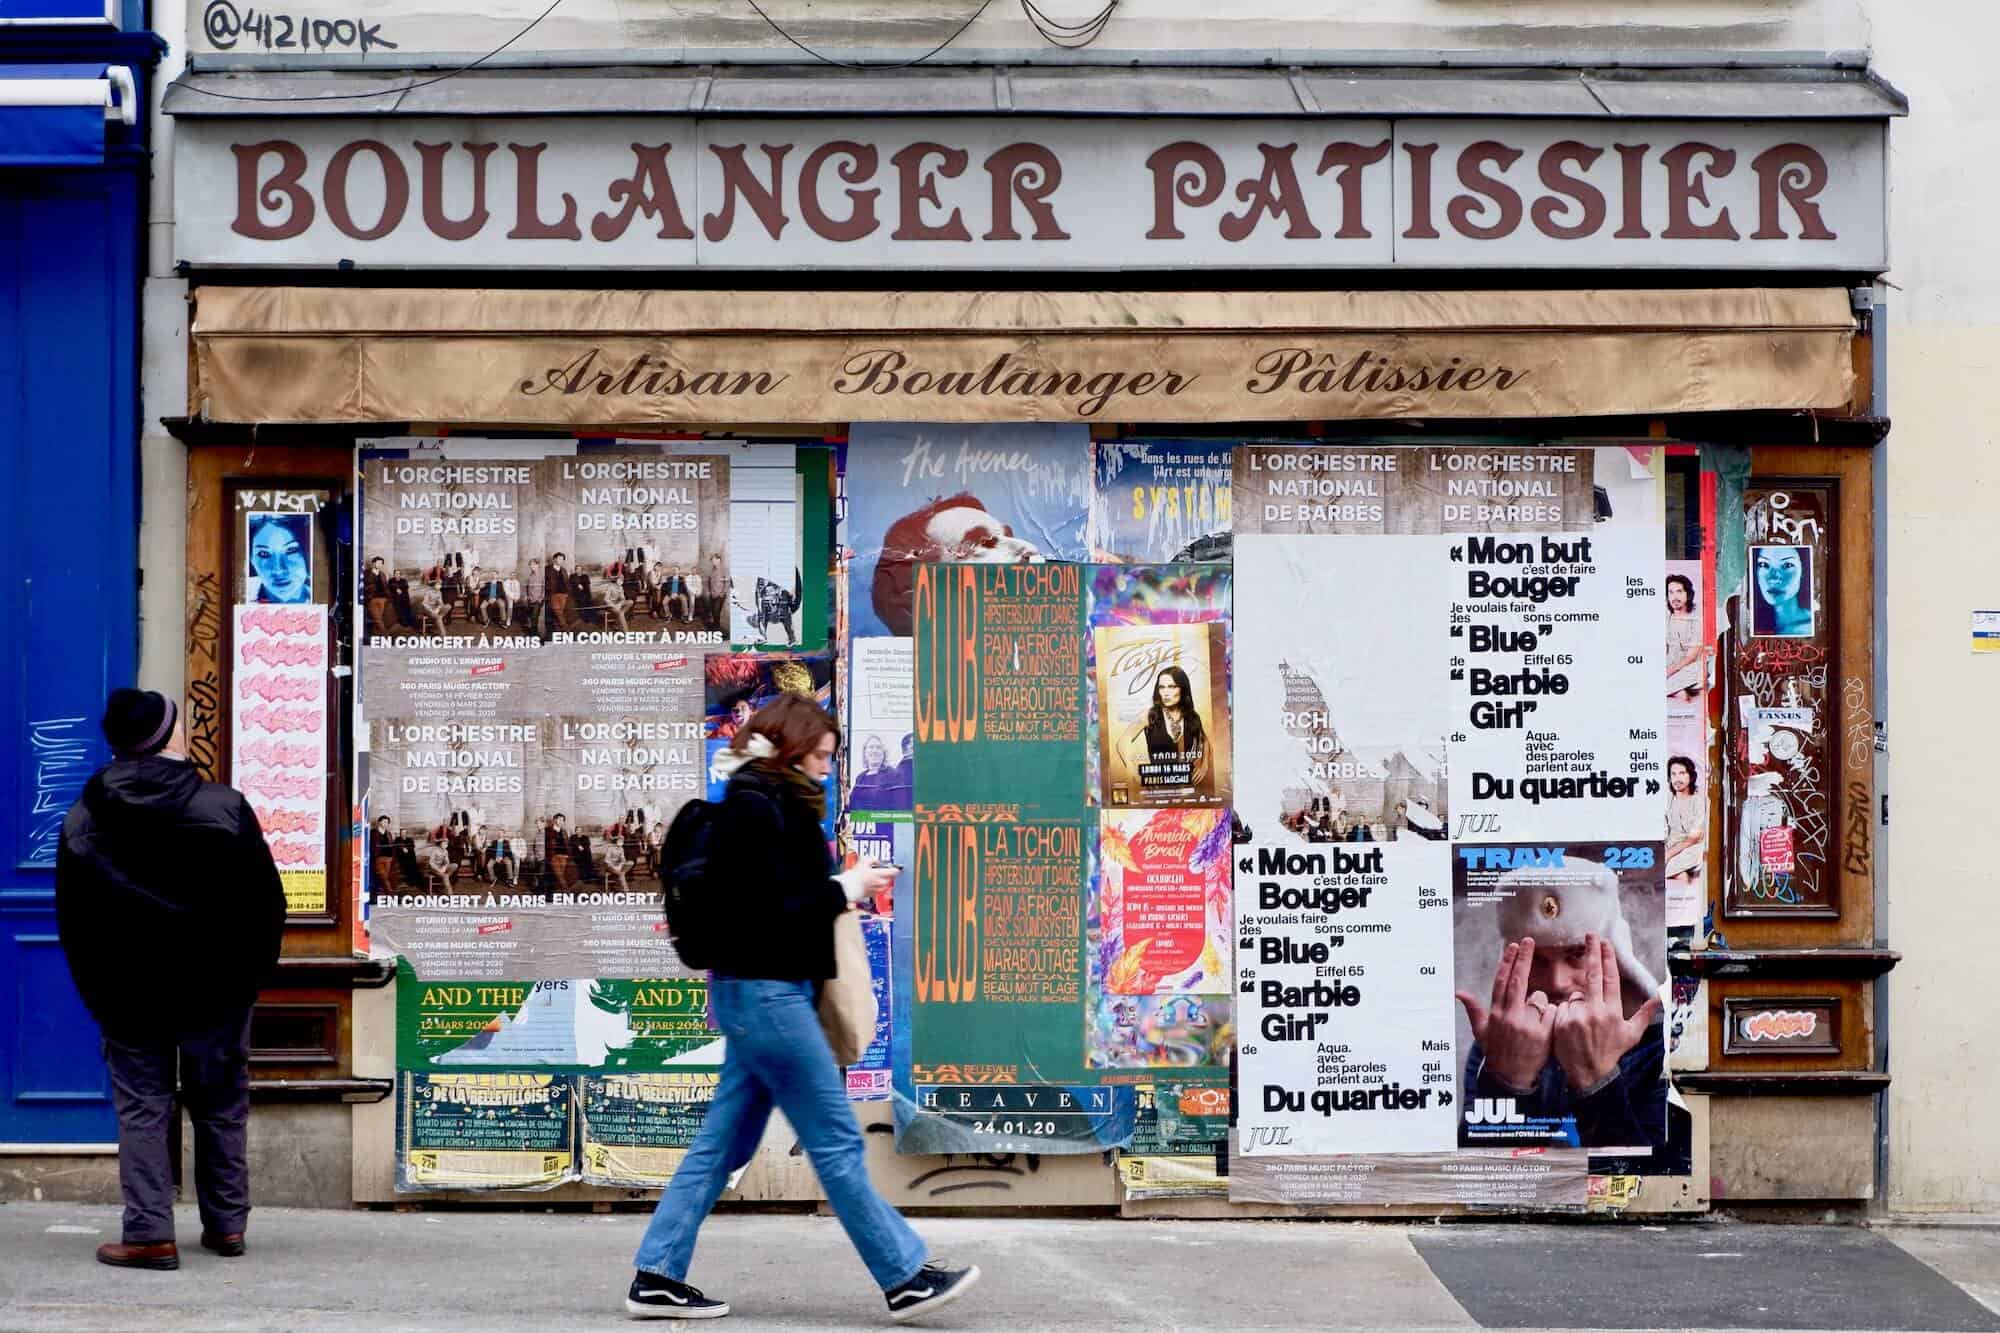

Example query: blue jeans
[634,976,929,1291]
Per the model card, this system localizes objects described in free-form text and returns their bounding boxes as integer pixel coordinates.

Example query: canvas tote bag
[818,908,878,1067]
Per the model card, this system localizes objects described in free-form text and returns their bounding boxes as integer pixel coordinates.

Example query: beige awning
[189,287,1857,426]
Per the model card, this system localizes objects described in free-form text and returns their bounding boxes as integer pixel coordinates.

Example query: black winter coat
[703,765,847,982]
[56,756,287,1040]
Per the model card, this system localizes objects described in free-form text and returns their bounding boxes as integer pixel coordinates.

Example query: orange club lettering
[913,823,980,1005]
[913,563,979,745]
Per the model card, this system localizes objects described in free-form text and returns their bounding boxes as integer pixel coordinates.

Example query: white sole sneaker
[625,1295,731,1319]
[887,1264,981,1323]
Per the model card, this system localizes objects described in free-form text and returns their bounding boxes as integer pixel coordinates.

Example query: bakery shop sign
[176,115,1886,271]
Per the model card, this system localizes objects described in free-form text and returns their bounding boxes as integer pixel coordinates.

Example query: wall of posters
[232,604,330,914]
[1231,444,1667,1176]
[364,430,1694,1207]
[1089,440,1234,563]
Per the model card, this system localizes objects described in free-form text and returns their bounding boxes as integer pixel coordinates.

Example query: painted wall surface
[1870,0,2000,1216]
[181,0,1869,67]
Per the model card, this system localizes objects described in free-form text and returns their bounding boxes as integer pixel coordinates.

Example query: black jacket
[704,765,846,982]
[56,756,287,1040]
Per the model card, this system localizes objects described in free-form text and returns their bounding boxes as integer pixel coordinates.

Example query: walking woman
[627,694,979,1322]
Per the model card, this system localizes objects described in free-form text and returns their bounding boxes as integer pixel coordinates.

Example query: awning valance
[189,286,1858,426]
[0,63,137,167]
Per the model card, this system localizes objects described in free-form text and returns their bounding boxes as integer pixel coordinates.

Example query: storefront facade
[139,51,1909,1214]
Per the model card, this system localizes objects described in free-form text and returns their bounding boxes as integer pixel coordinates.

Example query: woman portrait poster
[1751,544,1815,638]
[1092,622,1231,807]
[245,511,313,604]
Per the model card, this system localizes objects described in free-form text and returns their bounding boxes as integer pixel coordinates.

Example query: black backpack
[659,797,724,969]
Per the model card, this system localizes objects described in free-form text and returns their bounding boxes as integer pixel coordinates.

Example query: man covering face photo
[1455,856,1667,1151]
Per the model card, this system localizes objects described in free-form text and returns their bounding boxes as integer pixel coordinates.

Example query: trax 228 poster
[1231,444,1667,1168]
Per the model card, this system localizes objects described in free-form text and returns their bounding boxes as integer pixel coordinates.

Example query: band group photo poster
[364,432,1687,1200]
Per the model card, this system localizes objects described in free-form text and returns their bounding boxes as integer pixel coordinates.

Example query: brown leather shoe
[200,1232,246,1257]
[96,1240,179,1270]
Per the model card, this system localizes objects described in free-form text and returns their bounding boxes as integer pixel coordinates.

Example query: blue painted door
[0,167,138,1142]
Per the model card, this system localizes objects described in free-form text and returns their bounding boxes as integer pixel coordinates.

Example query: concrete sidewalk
[0,1203,1996,1333]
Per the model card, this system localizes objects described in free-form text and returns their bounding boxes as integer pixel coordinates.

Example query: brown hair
[731,692,838,769]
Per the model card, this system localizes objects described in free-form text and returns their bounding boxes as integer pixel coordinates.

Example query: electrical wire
[1021,0,1117,47]
[740,0,1000,70]
[179,0,566,103]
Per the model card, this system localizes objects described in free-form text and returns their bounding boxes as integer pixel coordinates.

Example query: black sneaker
[885,1261,981,1323]
[625,1271,730,1319]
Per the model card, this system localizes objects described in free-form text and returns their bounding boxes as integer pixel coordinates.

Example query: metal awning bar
[163,62,1910,121]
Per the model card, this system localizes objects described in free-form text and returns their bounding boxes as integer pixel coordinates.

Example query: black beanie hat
[101,688,178,759]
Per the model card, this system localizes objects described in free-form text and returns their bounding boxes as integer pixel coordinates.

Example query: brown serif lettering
[1220,143,1320,242]
[1531,141,1606,240]
[415,141,496,242]
[231,140,314,241]
[1145,141,1224,239]
[704,143,791,242]
[1448,140,1524,241]
[1661,142,1739,240]
[592,143,694,243]
[507,143,581,241]
[1752,143,1836,240]
[798,140,879,242]
[323,140,409,241]
[983,143,1069,241]
[1402,142,1441,240]
[1315,139,1391,239]
[891,143,972,242]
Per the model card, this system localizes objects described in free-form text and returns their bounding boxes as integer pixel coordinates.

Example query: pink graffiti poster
[232,603,330,914]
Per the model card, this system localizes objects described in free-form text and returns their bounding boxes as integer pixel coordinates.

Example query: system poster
[1231,443,1667,1166]
[845,422,1092,639]
[396,1073,576,1192]
[231,604,329,914]
[1087,808,1234,1077]
[579,1073,719,1187]
[1089,440,1234,563]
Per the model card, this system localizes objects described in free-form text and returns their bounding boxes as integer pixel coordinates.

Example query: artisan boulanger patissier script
[516,345,1532,417]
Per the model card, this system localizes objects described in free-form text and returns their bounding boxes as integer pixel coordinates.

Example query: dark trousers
[102,1009,253,1244]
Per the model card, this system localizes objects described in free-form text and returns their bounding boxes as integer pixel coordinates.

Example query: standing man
[56,689,286,1271]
